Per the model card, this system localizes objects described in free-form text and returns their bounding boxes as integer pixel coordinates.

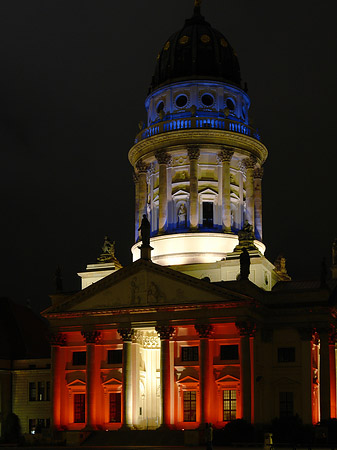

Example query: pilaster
[136,160,149,239]
[49,333,66,430]
[243,156,257,231]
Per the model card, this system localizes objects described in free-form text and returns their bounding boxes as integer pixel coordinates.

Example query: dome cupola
[150,4,241,92]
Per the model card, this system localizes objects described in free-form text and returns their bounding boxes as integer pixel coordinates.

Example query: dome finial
[194,0,202,15]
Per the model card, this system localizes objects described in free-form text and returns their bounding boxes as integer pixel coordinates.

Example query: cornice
[128,129,268,166]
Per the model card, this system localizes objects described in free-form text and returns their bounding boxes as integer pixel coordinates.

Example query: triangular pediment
[172,189,189,197]
[177,375,199,384]
[102,377,122,387]
[216,374,239,383]
[43,259,251,315]
[67,378,86,387]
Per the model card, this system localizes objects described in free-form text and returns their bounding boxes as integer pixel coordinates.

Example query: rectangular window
[29,419,36,434]
[108,349,123,364]
[72,351,86,366]
[280,392,294,417]
[183,391,196,422]
[223,390,237,421]
[181,346,199,362]
[203,202,213,228]
[38,381,45,401]
[109,392,121,423]
[278,347,295,363]
[220,345,239,361]
[29,382,36,401]
[74,394,86,423]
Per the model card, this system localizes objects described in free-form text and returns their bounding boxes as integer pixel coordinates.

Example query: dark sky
[1,1,337,313]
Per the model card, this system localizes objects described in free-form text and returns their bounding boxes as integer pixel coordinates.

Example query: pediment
[199,188,218,196]
[67,378,86,387]
[216,374,239,383]
[102,377,122,387]
[177,375,199,384]
[172,189,189,197]
[44,260,248,315]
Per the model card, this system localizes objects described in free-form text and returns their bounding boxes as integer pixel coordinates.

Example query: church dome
[150,5,241,92]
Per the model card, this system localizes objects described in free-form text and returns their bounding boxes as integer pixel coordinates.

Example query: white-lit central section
[131,233,265,266]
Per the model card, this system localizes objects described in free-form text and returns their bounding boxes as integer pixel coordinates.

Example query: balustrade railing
[134,117,260,143]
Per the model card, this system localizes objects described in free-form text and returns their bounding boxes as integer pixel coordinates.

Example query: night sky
[1,1,337,313]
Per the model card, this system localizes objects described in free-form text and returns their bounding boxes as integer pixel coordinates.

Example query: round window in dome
[226,98,235,111]
[156,101,164,114]
[175,95,188,108]
[201,94,214,107]
[201,34,211,44]
[179,35,189,45]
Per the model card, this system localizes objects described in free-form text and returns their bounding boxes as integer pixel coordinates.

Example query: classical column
[156,325,175,427]
[298,327,313,424]
[136,160,148,239]
[81,330,101,430]
[329,328,337,418]
[319,328,331,421]
[118,328,134,428]
[236,321,256,422]
[133,172,139,241]
[243,156,256,231]
[253,167,263,241]
[155,150,171,234]
[219,148,234,233]
[50,333,66,430]
[195,324,213,425]
[188,146,200,230]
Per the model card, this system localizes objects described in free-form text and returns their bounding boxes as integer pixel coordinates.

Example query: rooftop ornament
[97,236,122,267]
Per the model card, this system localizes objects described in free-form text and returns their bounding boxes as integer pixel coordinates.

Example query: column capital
[195,324,214,338]
[136,160,149,173]
[49,332,66,346]
[118,328,134,342]
[218,148,234,162]
[243,156,257,169]
[133,171,139,183]
[81,330,101,344]
[156,325,175,340]
[236,321,256,337]
[187,146,200,160]
[254,167,264,179]
[155,150,171,165]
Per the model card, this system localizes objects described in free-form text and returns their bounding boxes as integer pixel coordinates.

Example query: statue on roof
[97,236,122,267]
[234,220,258,252]
[274,254,291,281]
[239,248,250,280]
[139,214,151,247]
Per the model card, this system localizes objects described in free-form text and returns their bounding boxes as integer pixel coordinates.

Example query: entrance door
[203,202,213,228]
[109,392,121,423]
[74,393,85,423]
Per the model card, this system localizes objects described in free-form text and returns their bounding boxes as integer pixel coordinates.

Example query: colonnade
[133,147,264,240]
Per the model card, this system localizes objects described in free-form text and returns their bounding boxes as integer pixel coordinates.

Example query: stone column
[155,150,171,234]
[118,328,134,428]
[81,331,101,430]
[136,160,149,239]
[188,146,200,230]
[298,327,313,424]
[243,156,256,231]
[195,324,214,425]
[133,172,139,241]
[236,321,256,422]
[253,168,263,241]
[156,326,175,427]
[319,328,331,421]
[50,333,66,430]
[329,329,337,418]
[219,148,234,233]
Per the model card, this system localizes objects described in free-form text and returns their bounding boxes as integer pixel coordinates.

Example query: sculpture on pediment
[97,236,122,267]
[274,254,291,281]
[147,282,165,304]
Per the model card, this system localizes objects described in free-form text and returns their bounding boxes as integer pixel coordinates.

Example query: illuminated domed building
[35,2,337,443]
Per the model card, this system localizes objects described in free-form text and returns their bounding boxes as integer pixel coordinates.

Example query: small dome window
[201,94,214,107]
[156,101,165,114]
[179,35,190,45]
[175,94,188,108]
[201,34,211,44]
[226,98,235,111]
